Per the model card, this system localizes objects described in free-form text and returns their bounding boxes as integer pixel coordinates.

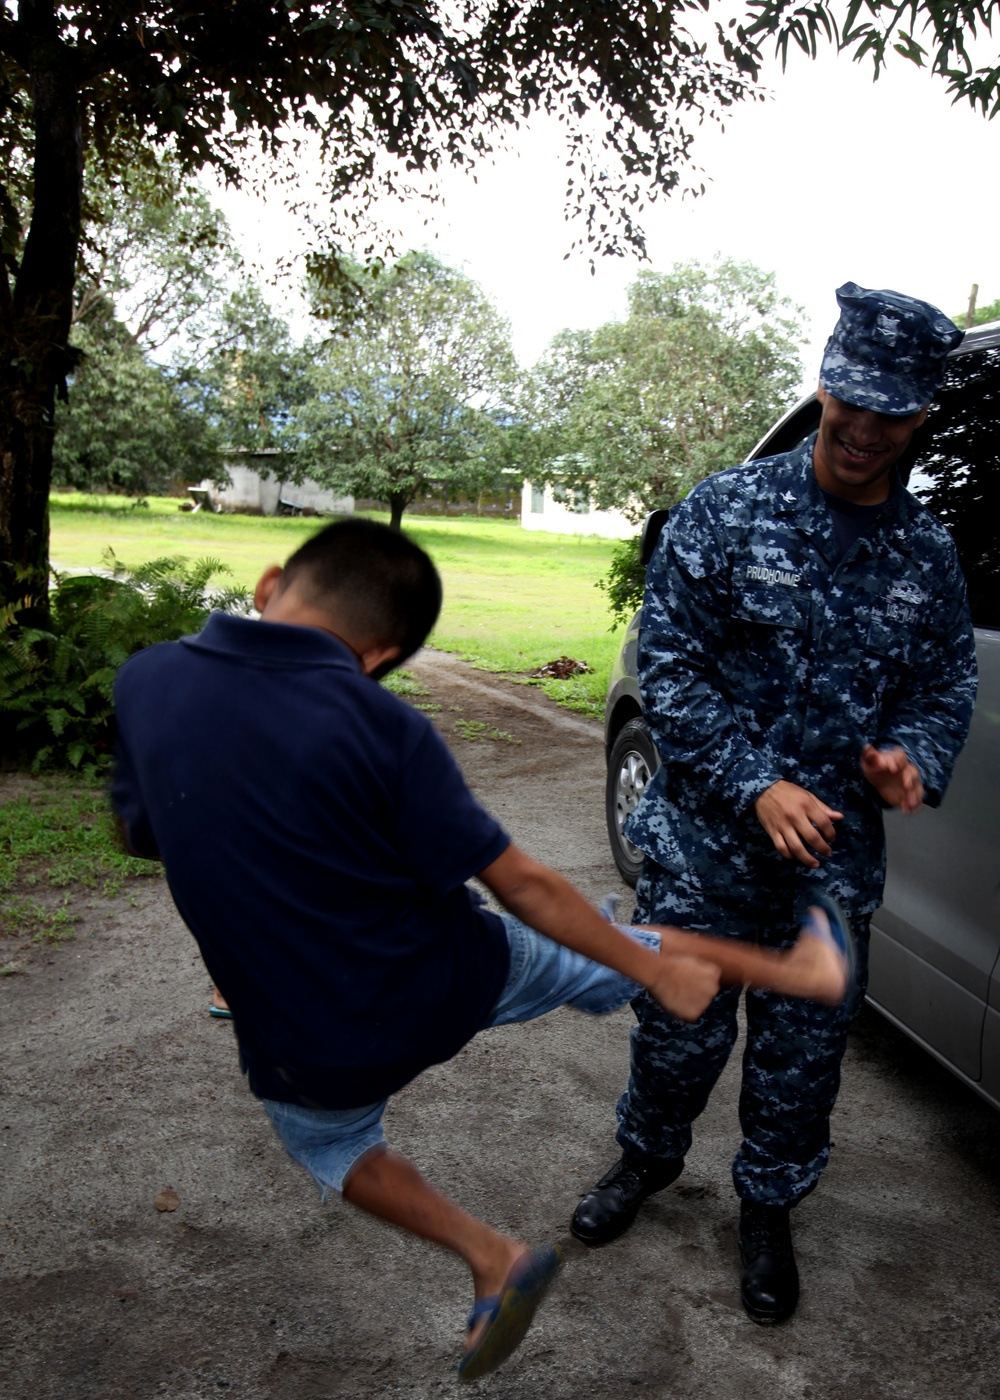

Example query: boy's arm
[477,843,720,1022]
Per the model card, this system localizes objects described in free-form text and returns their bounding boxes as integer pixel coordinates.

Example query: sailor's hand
[861,745,924,813]
[754,780,843,868]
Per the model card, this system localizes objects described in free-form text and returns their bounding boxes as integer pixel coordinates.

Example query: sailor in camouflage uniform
[571,284,978,1323]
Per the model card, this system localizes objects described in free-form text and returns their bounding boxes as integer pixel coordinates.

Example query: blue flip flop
[208,1003,233,1020]
[803,892,856,989]
[458,1243,564,1382]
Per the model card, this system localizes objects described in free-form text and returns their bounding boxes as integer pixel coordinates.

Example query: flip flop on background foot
[458,1243,564,1382]
[208,991,233,1020]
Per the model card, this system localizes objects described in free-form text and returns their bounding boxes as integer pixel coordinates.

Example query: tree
[5,1,997,620]
[729,0,1000,117]
[955,297,1000,328]
[1,0,761,625]
[294,251,516,529]
[64,160,305,493]
[192,280,312,456]
[74,154,239,354]
[529,258,805,522]
[47,156,240,497]
[51,308,213,496]
[910,344,1000,629]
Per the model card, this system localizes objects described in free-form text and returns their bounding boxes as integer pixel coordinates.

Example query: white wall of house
[520,479,634,539]
[199,454,353,516]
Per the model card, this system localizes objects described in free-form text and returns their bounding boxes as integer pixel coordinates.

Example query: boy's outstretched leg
[342,1147,562,1381]
[653,894,855,1007]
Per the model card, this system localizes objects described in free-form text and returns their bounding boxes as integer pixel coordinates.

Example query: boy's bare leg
[342,1146,527,1354]
[654,904,851,1006]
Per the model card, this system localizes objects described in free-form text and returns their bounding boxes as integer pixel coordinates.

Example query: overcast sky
[213,43,1000,390]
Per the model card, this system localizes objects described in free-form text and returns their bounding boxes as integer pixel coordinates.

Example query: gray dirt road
[2,652,1000,1400]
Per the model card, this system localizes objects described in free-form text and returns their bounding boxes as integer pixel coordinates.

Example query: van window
[905,344,1000,631]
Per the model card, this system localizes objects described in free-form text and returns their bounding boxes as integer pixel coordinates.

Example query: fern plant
[0,552,252,772]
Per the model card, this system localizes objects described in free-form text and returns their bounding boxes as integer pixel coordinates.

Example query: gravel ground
[2,651,999,1400]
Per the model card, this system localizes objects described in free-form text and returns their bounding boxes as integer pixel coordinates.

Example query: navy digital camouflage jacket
[624,436,978,917]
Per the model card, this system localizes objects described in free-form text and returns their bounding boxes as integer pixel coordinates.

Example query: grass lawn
[49,493,628,716]
[0,772,162,952]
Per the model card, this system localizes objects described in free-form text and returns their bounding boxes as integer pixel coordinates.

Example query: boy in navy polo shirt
[112,519,852,1382]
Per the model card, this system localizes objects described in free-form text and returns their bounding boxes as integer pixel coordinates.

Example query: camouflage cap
[819,283,964,416]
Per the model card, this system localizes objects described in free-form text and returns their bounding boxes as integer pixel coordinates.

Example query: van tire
[605,719,658,888]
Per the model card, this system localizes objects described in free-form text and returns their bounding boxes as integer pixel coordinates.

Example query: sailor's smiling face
[812,387,927,505]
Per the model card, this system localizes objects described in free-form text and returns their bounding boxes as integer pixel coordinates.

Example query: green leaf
[67,741,89,769]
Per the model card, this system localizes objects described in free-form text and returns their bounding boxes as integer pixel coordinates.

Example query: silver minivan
[604,320,1000,1109]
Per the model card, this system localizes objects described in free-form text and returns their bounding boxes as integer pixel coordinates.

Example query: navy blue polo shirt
[112,612,511,1108]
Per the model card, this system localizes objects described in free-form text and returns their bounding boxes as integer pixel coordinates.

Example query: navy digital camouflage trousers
[615,860,870,1205]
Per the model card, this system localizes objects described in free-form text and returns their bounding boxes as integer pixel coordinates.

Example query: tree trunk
[388,494,407,530]
[0,24,83,626]
[965,283,979,330]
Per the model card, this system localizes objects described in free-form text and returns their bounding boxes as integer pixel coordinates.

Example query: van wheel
[606,719,658,888]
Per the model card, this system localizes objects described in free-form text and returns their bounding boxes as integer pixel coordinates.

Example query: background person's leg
[209,986,232,1019]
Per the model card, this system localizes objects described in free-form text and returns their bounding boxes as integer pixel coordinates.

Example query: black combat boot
[739,1200,800,1324]
[570,1152,684,1246]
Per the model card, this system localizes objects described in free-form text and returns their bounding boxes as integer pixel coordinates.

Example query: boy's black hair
[282,518,442,674]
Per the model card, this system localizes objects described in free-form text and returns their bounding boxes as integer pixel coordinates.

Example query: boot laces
[742,1204,792,1262]
[597,1159,642,1192]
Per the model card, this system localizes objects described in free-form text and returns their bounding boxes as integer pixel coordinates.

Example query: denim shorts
[263,914,658,1196]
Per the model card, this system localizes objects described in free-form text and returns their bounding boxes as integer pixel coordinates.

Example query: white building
[520,478,634,539]
[198,450,353,516]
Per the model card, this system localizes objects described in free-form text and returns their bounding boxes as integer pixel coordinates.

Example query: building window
[553,482,590,514]
[530,483,545,513]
